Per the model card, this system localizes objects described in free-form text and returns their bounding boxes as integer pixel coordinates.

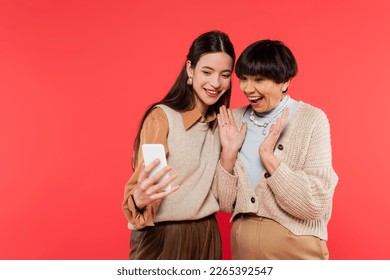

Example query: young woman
[122,30,235,259]
[215,39,338,259]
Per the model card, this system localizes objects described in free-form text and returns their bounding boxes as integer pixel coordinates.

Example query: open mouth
[205,89,219,96]
[248,96,263,103]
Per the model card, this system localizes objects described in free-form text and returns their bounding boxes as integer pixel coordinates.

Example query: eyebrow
[201,66,232,73]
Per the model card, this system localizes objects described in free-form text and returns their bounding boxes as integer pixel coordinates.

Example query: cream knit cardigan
[213,101,338,240]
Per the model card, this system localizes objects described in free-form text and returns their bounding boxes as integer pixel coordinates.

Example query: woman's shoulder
[142,106,169,127]
[154,104,175,115]
[297,101,327,118]
[295,101,330,127]
[232,105,250,116]
[147,106,167,118]
[152,104,183,121]
[231,106,250,124]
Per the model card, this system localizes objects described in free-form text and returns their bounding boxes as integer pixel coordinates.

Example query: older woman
[215,39,338,259]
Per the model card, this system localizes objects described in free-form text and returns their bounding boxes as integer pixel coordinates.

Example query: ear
[281,79,291,92]
[186,60,193,78]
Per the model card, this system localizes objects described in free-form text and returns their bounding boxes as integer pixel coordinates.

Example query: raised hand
[217,105,247,173]
[218,105,247,151]
[133,159,180,209]
[259,108,289,174]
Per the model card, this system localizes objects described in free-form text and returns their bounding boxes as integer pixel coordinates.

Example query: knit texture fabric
[153,105,221,223]
[215,101,338,240]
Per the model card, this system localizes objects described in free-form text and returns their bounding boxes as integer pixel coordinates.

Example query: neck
[194,98,208,116]
[249,94,290,134]
[254,94,289,117]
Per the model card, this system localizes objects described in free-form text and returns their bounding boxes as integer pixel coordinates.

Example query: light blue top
[240,95,298,189]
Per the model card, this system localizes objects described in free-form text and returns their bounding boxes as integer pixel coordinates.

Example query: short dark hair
[235,39,297,83]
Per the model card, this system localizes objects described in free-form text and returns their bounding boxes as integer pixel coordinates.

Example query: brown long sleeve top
[122,106,218,230]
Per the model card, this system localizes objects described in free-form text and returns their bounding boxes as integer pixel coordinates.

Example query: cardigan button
[277,144,284,150]
[264,172,270,178]
[250,197,255,203]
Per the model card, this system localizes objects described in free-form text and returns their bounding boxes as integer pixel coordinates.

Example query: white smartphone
[141,144,171,191]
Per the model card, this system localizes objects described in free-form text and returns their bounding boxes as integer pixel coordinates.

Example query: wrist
[221,147,239,160]
[220,149,238,174]
[131,193,145,212]
[259,150,273,160]
[260,153,280,175]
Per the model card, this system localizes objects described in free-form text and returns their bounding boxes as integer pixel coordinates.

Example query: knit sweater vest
[153,105,220,223]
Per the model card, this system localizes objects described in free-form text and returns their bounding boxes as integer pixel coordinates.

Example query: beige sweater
[213,101,338,240]
[124,105,221,230]
[154,105,221,222]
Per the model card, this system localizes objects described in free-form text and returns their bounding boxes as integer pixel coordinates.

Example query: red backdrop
[1,0,390,260]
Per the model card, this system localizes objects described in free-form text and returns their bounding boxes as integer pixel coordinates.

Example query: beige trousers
[231,215,329,260]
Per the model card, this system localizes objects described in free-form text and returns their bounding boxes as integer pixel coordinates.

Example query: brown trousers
[130,214,222,260]
[231,214,329,260]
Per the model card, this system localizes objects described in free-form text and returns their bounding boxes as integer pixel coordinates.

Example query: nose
[242,80,255,94]
[209,74,221,88]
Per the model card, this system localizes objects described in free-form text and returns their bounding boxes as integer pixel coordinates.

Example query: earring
[187,77,193,86]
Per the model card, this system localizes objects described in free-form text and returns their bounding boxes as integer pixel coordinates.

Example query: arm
[122,108,179,229]
[263,109,338,220]
[211,106,247,212]
[259,109,288,174]
[211,161,238,213]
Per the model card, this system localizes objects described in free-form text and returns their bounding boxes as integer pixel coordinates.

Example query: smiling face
[186,52,233,116]
[239,75,290,113]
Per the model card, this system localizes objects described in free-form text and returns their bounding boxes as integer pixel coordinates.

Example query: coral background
[1,0,389,259]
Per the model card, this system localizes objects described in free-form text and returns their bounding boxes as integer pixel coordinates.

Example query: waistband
[233,213,273,221]
[154,214,217,227]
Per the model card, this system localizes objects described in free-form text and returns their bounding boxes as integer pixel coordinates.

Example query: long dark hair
[132,30,235,168]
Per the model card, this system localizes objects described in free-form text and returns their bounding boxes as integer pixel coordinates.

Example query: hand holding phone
[141,144,172,191]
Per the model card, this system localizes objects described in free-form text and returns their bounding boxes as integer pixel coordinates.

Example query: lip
[204,88,220,97]
[247,95,263,105]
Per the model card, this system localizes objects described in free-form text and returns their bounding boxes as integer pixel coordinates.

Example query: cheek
[193,77,206,88]
[239,82,247,93]
[223,79,231,89]
[270,95,282,107]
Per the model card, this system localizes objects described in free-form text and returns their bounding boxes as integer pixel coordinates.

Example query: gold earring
[187,77,193,86]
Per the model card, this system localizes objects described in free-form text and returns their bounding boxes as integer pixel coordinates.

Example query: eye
[202,71,211,75]
[254,76,264,82]
[239,76,247,81]
[221,73,231,79]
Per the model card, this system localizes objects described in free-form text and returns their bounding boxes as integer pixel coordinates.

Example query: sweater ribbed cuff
[267,162,292,195]
[216,161,238,212]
